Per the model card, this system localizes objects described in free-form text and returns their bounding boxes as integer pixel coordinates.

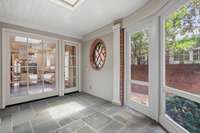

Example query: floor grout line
[1,93,166,133]
[81,120,98,133]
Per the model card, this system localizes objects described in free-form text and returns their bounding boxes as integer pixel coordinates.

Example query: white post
[59,40,65,96]
[112,24,121,105]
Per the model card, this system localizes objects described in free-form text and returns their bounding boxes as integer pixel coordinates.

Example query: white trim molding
[112,23,121,105]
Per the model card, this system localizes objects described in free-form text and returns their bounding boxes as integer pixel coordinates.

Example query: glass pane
[131,30,149,82]
[166,92,200,133]
[44,42,56,67]
[65,77,76,88]
[29,80,43,94]
[131,83,149,106]
[44,72,56,92]
[65,67,76,88]
[43,41,56,92]
[28,70,43,94]
[10,81,28,96]
[65,44,77,89]
[10,35,28,67]
[65,45,76,67]
[10,66,28,83]
[27,40,43,67]
[165,0,200,95]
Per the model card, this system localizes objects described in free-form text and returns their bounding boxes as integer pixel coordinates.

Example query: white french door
[2,29,59,106]
[126,18,159,120]
[2,29,81,107]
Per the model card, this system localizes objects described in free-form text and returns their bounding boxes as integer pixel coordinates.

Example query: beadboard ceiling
[0,0,149,38]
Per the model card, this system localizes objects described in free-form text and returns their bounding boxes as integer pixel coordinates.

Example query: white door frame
[159,0,200,133]
[125,17,159,121]
[60,40,81,95]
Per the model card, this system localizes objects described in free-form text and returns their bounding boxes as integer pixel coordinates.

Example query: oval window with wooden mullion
[90,39,106,70]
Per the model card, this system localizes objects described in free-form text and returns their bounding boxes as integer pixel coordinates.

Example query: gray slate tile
[83,112,112,130]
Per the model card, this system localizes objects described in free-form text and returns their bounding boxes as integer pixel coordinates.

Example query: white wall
[122,0,169,28]
[82,0,169,102]
[82,33,113,101]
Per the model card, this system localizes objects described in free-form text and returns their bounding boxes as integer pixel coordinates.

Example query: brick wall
[166,64,200,95]
[120,29,125,105]
[131,64,200,95]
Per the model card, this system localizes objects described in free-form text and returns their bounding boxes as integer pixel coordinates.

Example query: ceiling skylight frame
[50,0,85,10]
[63,0,79,7]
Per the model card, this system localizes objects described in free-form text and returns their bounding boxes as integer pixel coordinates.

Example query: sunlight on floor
[47,101,86,119]
[131,93,149,106]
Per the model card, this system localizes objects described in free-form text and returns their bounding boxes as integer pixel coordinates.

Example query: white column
[112,24,121,105]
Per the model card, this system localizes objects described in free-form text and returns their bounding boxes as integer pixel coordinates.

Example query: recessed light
[50,0,85,10]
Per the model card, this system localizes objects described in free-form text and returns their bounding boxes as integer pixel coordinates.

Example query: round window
[90,39,106,70]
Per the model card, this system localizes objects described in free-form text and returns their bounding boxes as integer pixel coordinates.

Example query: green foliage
[168,36,199,52]
[166,96,200,133]
[131,31,149,64]
[165,0,200,53]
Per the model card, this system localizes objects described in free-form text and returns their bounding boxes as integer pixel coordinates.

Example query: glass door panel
[10,35,29,96]
[127,21,159,120]
[130,30,149,106]
[43,41,56,92]
[64,45,77,90]
[8,34,57,98]
[131,83,148,106]
[27,38,44,94]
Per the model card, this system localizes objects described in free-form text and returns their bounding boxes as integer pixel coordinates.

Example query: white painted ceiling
[0,0,149,38]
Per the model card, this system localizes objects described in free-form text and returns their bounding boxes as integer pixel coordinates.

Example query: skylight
[63,0,79,7]
[50,0,84,10]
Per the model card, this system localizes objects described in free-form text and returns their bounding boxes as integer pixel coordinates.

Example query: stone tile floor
[0,92,167,133]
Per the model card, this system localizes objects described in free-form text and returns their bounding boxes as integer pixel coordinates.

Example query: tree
[131,31,149,65]
[165,0,200,55]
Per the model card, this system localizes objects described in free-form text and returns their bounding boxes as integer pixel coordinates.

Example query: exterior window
[164,0,200,132]
[90,39,106,70]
